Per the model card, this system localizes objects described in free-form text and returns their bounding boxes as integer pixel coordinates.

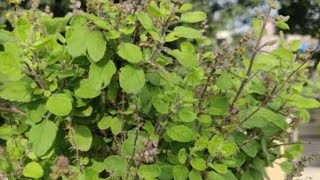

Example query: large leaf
[66,26,89,57]
[167,125,194,142]
[190,158,206,171]
[70,125,92,152]
[89,59,116,90]
[181,11,207,23]
[119,65,145,94]
[0,81,32,102]
[117,43,143,63]
[87,31,106,62]
[46,93,72,116]
[0,52,23,82]
[28,120,58,156]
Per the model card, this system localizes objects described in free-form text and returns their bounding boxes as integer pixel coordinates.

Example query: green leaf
[189,170,202,180]
[138,164,161,179]
[0,125,15,140]
[242,108,288,130]
[285,144,304,159]
[46,93,72,116]
[75,79,101,98]
[194,136,209,151]
[272,46,295,62]
[178,148,187,164]
[190,158,206,171]
[208,134,224,156]
[147,2,164,17]
[110,117,122,135]
[209,96,229,116]
[15,17,31,41]
[277,20,290,30]
[0,81,32,102]
[87,31,106,62]
[104,155,128,178]
[207,171,225,180]
[288,94,320,109]
[173,26,202,39]
[84,13,109,30]
[173,165,189,180]
[252,18,262,38]
[178,106,197,122]
[23,162,44,178]
[211,164,228,174]
[181,11,207,23]
[220,141,238,157]
[70,125,92,151]
[117,43,143,63]
[280,161,293,174]
[216,73,233,90]
[242,141,260,158]
[168,42,198,68]
[97,116,112,130]
[26,101,47,123]
[0,52,23,82]
[66,26,89,57]
[137,12,155,30]
[152,93,170,114]
[89,59,116,90]
[29,120,57,156]
[119,65,145,94]
[167,125,195,142]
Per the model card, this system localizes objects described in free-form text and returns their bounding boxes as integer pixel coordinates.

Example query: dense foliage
[0,0,319,179]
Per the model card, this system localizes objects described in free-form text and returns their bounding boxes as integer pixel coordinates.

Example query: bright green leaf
[119,65,145,94]
[89,59,116,90]
[167,125,194,142]
[181,11,206,23]
[70,125,92,152]
[117,43,143,63]
[46,93,72,116]
[23,162,43,178]
[87,31,106,62]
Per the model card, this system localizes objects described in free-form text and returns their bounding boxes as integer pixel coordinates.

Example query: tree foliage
[0,0,319,179]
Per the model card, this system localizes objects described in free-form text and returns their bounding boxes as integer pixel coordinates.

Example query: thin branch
[229,8,271,112]
[0,106,26,115]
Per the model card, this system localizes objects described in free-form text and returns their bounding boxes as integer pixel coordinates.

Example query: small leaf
[137,12,154,30]
[97,116,112,130]
[280,161,293,174]
[70,125,92,152]
[110,117,122,135]
[87,31,106,62]
[89,59,116,90]
[29,120,57,156]
[178,148,187,164]
[181,11,207,23]
[23,162,44,178]
[138,164,161,179]
[209,96,229,116]
[167,125,194,142]
[117,43,143,63]
[190,158,206,171]
[277,20,290,30]
[46,93,72,116]
[119,65,145,94]
[208,134,224,156]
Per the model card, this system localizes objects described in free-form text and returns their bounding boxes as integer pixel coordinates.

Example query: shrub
[0,0,319,179]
